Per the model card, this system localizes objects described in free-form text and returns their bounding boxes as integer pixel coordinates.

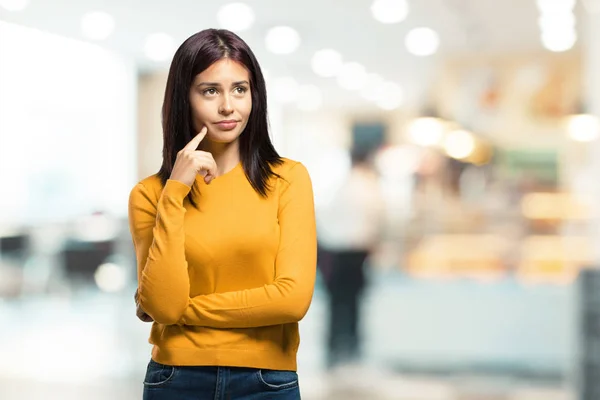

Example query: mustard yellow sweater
[128,158,317,371]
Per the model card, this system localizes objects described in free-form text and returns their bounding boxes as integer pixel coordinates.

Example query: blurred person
[317,147,386,370]
[129,29,316,400]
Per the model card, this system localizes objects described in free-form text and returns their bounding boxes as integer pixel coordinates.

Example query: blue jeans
[143,359,301,399]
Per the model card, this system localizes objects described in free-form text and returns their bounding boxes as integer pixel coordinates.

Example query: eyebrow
[197,80,250,87]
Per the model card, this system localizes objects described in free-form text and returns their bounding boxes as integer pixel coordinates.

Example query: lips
[215,120,238,130]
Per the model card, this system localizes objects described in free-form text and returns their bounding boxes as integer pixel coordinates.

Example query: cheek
[190,98,210,122]
[240,98,252,119]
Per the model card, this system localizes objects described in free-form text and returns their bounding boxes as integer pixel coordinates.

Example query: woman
[128,28,317,399]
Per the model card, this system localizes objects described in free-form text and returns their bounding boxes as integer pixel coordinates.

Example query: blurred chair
[58,211,122,289]
[0,232,30,297]
[0,233,29,257]
[61,239,115,287]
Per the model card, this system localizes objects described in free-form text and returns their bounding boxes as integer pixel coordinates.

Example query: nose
[219,94,233,116]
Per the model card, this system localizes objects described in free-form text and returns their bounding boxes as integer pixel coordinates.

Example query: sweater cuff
[163,179,192,200]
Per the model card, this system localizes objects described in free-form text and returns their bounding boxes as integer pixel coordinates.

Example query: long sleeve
[178,163,317,328]
[128,179,192,325]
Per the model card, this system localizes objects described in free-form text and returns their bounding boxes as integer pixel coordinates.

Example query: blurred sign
[501,149,559,186]
[352,122,385,153]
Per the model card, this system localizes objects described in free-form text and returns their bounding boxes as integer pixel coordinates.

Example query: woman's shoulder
[271,157,312,188]
[272,157,306,177]
[129,174,163,202]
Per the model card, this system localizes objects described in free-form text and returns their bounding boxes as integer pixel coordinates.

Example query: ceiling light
[371,0,409,24]
[444,130,476,159]
[0,0,29,11]
[271,77,299,104]
[536,0,576,13]
[311,49,343,77]
[538,11,575,31]
[217,2,255,32]
[568,114,600,142]
[296,84,323,111]
[144,33,176,62]
[407,117,445,146]
[541,28,577,52]
[81,11,115,41]
[405,27,440,56]
[94,263,127,293]
[265,26,301,55]
[336,62,368,91]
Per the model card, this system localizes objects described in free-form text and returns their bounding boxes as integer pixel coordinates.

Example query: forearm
[178,274,316,328]
[134,180,192,325]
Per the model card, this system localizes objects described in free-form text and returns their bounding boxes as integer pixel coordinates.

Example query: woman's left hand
[134,290,154,323]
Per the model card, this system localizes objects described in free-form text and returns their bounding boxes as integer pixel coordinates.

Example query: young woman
[128,28,317,399]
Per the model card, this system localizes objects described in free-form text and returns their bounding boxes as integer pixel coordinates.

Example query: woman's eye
[235,87,247,94]
[203,88,217,95]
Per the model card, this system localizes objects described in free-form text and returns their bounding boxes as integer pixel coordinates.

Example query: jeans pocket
[143,360,176,387]
[256,369,299,390]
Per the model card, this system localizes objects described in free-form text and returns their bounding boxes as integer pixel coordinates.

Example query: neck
[200,139,241,176]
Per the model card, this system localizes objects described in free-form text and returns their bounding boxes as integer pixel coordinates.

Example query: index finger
[183,126,208,151]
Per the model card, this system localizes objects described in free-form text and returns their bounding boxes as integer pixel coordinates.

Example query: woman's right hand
[134,289,154,323]
[169,126,217,186]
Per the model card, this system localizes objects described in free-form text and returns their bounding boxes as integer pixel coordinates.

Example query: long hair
[157,29,282,204]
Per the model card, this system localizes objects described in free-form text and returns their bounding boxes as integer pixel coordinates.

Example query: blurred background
[1,0,600,399]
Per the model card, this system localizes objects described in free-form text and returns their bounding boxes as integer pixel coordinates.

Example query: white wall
[0,21,137,226]
[137,72,166,180]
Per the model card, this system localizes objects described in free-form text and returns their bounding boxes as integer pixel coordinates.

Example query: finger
[136,306,153,322]
[138,312,153,322]
[141,313,154,323]
[194,153,218,178]
[183,126,208,151]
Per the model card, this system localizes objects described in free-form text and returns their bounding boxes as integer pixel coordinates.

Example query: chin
[207,131,241,144]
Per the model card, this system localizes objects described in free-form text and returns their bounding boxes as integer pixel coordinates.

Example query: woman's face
[189,58,252,145]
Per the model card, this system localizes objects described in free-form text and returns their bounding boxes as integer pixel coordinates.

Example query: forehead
[194,58,250,83]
